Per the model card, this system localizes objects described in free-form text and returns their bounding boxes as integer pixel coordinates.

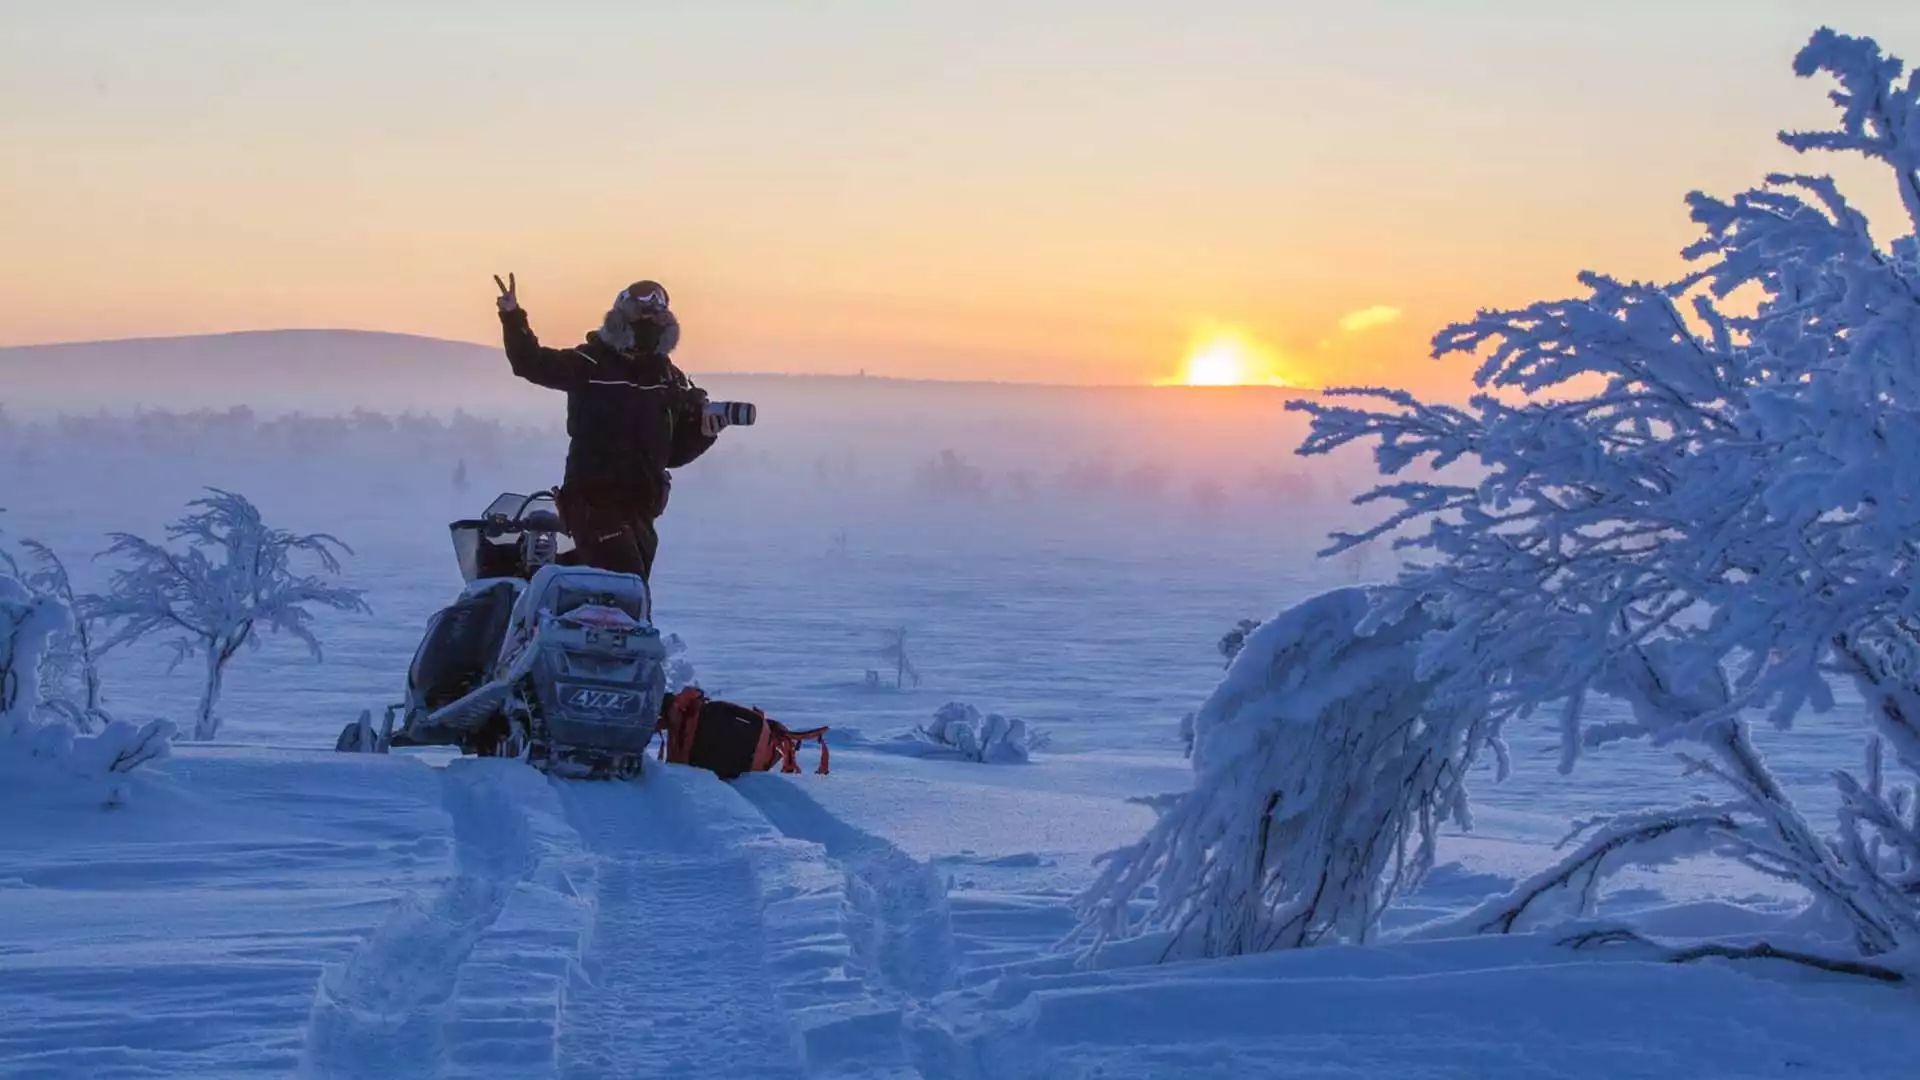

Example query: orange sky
[3,2,1915,397]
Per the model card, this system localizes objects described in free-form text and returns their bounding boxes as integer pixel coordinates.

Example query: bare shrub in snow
[877,627,922,690]
[1076,587,1492,959]
[910,701,1049,763]
[3,571,174,797]
[91,489,371,741]
[1290,28,1920,968]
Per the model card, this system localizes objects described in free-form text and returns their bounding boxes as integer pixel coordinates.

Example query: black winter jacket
[500,308,716,514]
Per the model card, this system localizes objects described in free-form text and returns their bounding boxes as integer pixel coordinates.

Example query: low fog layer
[0,329,1379,516]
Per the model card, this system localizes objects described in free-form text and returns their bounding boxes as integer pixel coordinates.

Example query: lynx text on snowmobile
[335,491,667,780]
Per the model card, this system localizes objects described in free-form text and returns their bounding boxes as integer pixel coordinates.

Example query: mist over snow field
[1,382,1909,1080]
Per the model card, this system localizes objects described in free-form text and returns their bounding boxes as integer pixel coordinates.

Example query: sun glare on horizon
[1157,326,1292,388]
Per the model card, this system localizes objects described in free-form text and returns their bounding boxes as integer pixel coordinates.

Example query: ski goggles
[618,281,670,313]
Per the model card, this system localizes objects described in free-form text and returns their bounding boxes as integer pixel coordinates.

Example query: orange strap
[659,687,706,764]
[768,723,831,775]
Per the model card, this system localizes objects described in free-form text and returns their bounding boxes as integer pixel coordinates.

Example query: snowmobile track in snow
[734,775,980,1080]
[300,760,546,1078]
[300,759,966,1080]
[736,776,960,1003]
[553,771,809,1080]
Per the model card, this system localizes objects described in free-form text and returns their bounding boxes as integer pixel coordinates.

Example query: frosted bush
[664,632,698,693]
[1,575,66,739]
[1076,588,1488,959]
[4,537,113,732]
[2,573,175,802]
[913,701,1048,764]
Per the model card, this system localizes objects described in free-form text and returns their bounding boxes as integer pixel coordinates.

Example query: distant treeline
[0,406,1341,510]
[0,405,559,464]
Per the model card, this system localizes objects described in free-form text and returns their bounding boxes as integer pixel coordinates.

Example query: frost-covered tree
[913,449,988,501]
[1,572,64,739]
[91,489,370,741]
[1190,479,1229,515]
[13,540,111,732]
[0,518,111,732]
[2,570,173,798]
[1288,28,1920,970]
[1076,588,1488,959]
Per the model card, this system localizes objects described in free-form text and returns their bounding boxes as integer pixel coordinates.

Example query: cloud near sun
[1158,305,1404,387]
[1338,305,1403,334]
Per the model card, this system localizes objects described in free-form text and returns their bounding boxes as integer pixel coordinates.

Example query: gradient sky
[4,1,1916,393]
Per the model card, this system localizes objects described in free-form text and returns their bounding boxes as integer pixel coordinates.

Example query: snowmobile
[334,491,667,780]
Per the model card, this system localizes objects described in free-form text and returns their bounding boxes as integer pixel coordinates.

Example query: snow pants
[554,486,660,581]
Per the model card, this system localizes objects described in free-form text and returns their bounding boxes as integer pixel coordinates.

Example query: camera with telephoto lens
[704,401,757,427]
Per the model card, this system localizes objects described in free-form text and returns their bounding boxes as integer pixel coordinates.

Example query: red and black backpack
[657,687,829,780]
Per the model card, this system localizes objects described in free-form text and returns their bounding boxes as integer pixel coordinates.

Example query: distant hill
[0,329,1331,478]
[0,329,525,417]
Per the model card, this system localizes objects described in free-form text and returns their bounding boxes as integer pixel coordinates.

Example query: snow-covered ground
[3,457,1914,1078]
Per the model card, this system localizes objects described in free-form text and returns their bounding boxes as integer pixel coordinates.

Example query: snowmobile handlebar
[474,492,568,538]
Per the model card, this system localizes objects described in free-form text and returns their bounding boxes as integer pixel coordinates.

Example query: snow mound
[883,702,1048,763]
[921,930,1919,1080]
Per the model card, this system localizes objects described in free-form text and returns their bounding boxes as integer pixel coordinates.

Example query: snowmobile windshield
[479,492,560,524]
[453,492,575,582]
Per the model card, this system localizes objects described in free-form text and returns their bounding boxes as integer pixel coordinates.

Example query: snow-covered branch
[1558,925,1906,984]
[1781,27,1920,233]
[1433,805,1745,938]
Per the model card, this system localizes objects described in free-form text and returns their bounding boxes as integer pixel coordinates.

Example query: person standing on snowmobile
[494,274,729,580]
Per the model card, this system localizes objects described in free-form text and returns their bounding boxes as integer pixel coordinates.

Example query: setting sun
[1158,326,1293,388]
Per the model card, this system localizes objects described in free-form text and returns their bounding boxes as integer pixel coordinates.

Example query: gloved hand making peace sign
[494,273,518,314]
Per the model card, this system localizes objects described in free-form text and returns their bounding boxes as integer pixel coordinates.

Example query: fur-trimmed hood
[596,306,680,357]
